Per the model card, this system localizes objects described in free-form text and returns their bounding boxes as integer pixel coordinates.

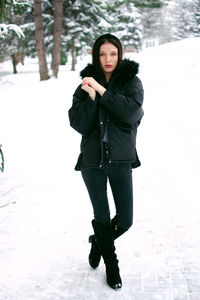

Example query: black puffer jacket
[68,59,144,170]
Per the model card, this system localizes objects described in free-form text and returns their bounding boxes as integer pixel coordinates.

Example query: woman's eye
[100,53,105,56]
[111,53,117,56]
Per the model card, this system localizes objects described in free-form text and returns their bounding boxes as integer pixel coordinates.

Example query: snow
[0,24,25,39]
[0,37,200,299]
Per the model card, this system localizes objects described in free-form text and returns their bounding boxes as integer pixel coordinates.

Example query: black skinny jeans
[81,153,133,230]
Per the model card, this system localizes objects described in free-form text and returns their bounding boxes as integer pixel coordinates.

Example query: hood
[80,59,139,86]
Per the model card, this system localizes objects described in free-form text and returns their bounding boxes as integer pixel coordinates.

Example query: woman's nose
[106,55,111,62]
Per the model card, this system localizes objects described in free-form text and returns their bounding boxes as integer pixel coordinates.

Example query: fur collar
[80,59,139,86]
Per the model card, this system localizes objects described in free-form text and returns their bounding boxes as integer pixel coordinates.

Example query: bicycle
[0,144,4,172]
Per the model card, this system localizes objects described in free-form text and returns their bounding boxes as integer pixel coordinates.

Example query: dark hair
[92,33,123,74]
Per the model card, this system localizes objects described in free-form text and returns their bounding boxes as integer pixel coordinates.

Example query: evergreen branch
[133,0,164,8]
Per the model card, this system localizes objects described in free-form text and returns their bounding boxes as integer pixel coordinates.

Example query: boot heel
[88,234,101,269]
[106,263,122,290]
[88,235,93,243]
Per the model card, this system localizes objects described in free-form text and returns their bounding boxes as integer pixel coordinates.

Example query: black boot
[92,220,122,290]
[88,234,101,269]
[88,216,128,269]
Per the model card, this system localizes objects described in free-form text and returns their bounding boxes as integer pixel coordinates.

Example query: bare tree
[52,0,63,78]
[34,0,49,81]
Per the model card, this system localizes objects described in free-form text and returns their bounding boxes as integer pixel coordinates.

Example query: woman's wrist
[89,91,96,100]
[97,84,106,96]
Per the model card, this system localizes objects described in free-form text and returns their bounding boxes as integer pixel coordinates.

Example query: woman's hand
[81,82,96,100]
[82,77,106,96]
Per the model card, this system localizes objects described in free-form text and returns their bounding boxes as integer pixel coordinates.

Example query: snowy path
[0,38,200,299]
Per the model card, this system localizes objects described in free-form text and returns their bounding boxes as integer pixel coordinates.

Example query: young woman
[68,34,144,290]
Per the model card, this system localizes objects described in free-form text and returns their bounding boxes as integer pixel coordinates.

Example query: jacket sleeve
[68,85,98,136]
[99,76,144,125]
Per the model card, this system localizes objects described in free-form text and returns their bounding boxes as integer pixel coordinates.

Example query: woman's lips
[105,65,112,68]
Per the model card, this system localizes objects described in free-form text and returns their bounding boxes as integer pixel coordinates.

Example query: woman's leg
[81,168,122,290]
[81,168,110,269]
[108,163,133,236]
[81,168,110,223]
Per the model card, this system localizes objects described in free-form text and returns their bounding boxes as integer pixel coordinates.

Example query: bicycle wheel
[0,145,4,172]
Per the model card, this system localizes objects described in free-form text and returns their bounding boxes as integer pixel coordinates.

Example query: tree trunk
[11,53,25,73]
[52,0,63,78]
[71,41,76,71]
[11,55,17,74]
[34,0,49,81]
[11,54,18,74]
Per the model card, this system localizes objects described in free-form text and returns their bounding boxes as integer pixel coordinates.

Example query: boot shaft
[92,220,117,264]
[91,219,122,290]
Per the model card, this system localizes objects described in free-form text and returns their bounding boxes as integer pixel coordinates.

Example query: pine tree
[28,0,104,71]
[194,0,200,36]
[158,0,174,44]
[0,0,30,39]
[20,2,36,59]
[0,0,32,72]
[103,0,143,51]
[135,0,169,45]
[139,5,163,40]
[62,0,103,70]
[171,0,197,41]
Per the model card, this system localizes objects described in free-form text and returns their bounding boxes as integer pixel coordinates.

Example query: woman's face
[99,42,118,77]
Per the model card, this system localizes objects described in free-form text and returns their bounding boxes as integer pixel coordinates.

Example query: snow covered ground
[0,38,200,300]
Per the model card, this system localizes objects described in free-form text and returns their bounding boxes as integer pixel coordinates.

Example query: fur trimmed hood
[80,59,139,86]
